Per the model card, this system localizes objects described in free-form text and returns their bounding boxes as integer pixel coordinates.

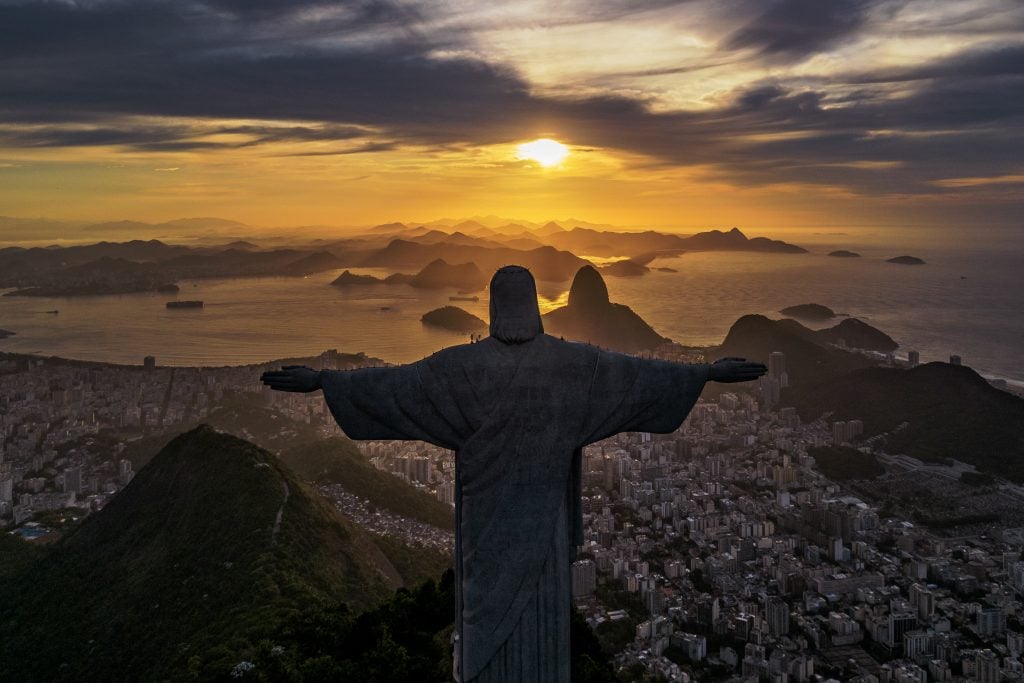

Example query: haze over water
[1,227,1021,385]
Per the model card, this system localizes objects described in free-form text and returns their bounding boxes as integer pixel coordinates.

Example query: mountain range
[786,362,1024,478]
[711,314,1024,480]
[0,221,810,296]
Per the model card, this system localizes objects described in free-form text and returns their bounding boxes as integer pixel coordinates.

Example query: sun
[516,138,569,167]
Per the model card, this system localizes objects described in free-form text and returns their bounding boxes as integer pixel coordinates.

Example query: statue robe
[320,333,708,682]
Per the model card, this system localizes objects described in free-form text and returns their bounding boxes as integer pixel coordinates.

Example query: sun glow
[516,138,569,167]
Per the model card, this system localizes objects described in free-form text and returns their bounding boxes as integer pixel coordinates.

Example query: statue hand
[709,357,767,383]
[260,365,322,393]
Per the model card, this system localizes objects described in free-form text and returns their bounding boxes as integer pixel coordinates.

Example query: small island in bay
[600,259,649,277]
[887,255,926,265]
[828,250,861,258]
[331,270,384,286]
[331,259,487,291]
[0,328,15,339]
[401,259,487,290]
[655,267,679,273]
[421,306,487,333]
[779,303,835,321]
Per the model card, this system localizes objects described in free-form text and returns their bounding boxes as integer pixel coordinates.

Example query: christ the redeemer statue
[261,265,766,682]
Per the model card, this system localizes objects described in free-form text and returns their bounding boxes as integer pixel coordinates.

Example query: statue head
[489,265,543,344]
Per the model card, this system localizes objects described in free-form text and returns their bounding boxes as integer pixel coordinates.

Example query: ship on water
[166,300,204,309]
[449,295,480,302]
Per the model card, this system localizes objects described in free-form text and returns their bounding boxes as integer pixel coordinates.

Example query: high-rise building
[0,475,12,504]
[1008,632,1024,658]
[766,598,789,637]
[909,583,935,620]
[63,466,82,495]
[119,459,134,485]
[768,352,788,388]
[976,649,999,683]
[143,356,156,370]
[436,480,455,506]
[413,456,432,484]
[888,611,918,649]
[903,630,932,659]
[572,559,596,597]
[908,350,920,367]
[832,421,848,445]
[759,376,781,405]
[976,607,1006,636]
[949,355,962,366]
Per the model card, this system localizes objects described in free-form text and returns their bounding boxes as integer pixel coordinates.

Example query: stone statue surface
[261,265,766,682]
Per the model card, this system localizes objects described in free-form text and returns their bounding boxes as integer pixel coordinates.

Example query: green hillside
[0,426,417,681]
[714,314,876,388]
[789,363,1024,480]
[809,446,886,481]
[279,438,455,531]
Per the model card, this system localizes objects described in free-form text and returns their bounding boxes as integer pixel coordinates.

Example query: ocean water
[0,235,1021,385]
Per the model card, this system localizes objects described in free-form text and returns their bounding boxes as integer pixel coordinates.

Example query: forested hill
[0,427,419,680]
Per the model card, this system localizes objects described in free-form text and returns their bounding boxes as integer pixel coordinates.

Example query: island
[779,303,835,321]
[599,259,649,277]
[887,255,926,265]
[400,259,487,291]
[655,267,679,273]
[331,270,384,286]
[420,306,487,333]
[331,259,488,291]
[0,328,15,339]
[543,265,669,354]
[828,250,861,258]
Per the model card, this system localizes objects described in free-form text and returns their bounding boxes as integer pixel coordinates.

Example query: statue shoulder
[535,333,601,363]
[424,341,481,364]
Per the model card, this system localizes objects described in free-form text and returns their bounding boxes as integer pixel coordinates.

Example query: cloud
[723,0,877,61]
[0,0,1021,199]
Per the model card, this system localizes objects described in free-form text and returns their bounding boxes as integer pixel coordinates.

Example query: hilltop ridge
[0,426,428,681]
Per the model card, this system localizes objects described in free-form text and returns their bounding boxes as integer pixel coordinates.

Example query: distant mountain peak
[370,221,409,232]
[568,264,610,308]
[546,266,667,353]
[728,226,746,237]
[536,220,566,236]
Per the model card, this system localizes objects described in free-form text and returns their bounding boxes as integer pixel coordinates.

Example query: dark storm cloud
[0,119,377,152]
[0,0,1021,195]
[850,44,1024,83]
[723,0,876,61]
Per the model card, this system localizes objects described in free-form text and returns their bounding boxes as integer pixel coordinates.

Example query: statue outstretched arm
[260,365,322,392]
[707,357,767,383]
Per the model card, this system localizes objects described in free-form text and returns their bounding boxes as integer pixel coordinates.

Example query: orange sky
[0,0,1022,234]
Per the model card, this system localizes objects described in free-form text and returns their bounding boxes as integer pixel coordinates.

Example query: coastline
[3,346,1021,398]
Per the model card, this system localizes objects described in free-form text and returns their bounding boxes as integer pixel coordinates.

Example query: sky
[0,0,1022,233]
